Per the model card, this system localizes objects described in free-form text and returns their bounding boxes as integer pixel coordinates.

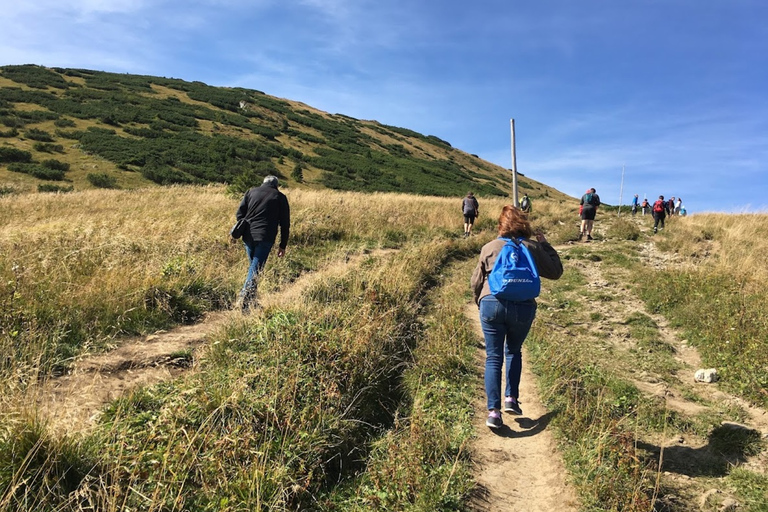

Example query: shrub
[607,217,641,240]
[7,163,67,180]
[33,142,65,153]
[42,159,70,172]
[291,163,304,183]
[0,185,16,196]
[0,64,71,89]
[54,118,76,128]
[24,128,54,142]
[0,116,25,128]
[86,172,119,189]
[0,128,19,138]
[38,184,74,193]
[140,165,198,185]
[0,146,32,163]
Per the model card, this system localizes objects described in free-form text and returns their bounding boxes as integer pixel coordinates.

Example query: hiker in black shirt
[462,192,479,237]
[579,188,600,241]
[235,175,290,312]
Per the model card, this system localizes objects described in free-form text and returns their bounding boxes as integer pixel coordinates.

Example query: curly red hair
[497,205,533,239]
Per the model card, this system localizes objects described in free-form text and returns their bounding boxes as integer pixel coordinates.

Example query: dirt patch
[33,311,232,433]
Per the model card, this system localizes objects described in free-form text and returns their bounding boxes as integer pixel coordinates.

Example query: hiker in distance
[631,194,639,216]
[234,175,290,313]
[652,195,666,234]
[463,191,480,237]
[520,193,532,213]
[471,205,563,429]
[579,187,601,240]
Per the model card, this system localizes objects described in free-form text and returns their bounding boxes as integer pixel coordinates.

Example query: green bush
[0,116,26,128]
[33,142,65,153]
[38,184,74,193]
[291,163,304,183]
[86,172,119,189]
[42,159,70,172]
[0,64,71,89]
[15,109,59,123]
[0,146,32,163]
[24,128,54,142]
[7,163,67,180]
[607,217,641,240]
[54,118,76,128]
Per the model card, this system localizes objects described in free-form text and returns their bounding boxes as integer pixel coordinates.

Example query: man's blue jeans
[240,239,273,308]
[479,295,537,411]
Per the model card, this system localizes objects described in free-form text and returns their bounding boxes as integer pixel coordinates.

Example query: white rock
[694,368,718,383]
[720,497,739,511]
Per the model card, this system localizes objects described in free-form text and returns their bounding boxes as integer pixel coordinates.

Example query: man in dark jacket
[235,175,290,312]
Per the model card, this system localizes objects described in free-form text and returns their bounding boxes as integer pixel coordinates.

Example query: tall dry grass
[0,185,567,382]
[657,213,768,284]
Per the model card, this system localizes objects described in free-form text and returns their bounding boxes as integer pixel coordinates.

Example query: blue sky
[2,0,766,213]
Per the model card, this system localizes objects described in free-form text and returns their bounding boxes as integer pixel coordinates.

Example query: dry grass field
[1,186,766,511]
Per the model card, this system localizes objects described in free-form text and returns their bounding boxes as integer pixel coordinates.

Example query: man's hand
[278,248,286,258]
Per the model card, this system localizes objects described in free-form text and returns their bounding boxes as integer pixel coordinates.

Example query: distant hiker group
[636,194,686,219]
[634,194,686,233]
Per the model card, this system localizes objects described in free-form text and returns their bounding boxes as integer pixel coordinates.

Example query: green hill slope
[0,64,568,200]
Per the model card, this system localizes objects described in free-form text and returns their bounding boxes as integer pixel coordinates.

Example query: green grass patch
[635,268,768,407]
[727,468,768,512]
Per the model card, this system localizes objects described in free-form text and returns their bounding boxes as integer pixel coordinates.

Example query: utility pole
[510,119,519,207]
[618,164,625,217]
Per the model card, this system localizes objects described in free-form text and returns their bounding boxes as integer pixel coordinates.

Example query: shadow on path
[636,422,763,478]
[488,410,560,439]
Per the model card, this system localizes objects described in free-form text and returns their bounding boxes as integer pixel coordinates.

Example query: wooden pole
[511,119,519,207]
[618,164,625,217]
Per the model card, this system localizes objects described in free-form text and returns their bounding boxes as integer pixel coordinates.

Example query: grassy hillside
[0,64,568,202]
[1,188,767,510]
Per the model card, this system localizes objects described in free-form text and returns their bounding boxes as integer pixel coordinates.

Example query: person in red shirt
[653,195,666,233]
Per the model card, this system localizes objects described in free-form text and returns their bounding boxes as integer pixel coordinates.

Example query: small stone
[694,368,718,383]
[720,497,739,511]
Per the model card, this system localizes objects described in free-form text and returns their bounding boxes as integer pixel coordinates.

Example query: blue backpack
[488,238,541,301]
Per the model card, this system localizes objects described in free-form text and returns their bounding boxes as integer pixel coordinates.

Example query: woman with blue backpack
[471,205,563,428]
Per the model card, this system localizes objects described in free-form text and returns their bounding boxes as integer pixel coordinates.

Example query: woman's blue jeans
[240,239,273,307]
[479,295,537,411]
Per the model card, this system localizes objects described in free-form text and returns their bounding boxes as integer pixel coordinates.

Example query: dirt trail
[32,311,233,433]
[32,248,396,434]
[465,304,580,512]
